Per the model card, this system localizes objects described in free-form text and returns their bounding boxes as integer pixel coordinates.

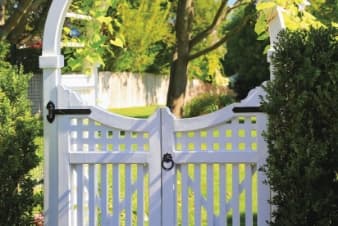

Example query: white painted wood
[76,165,84,226]
[58,116,71,226]
[174,152,259,163]
[267,6,285,80]
[206,164,214,225]
[232,164,240,226]
[69,152,148,164]
[40,0,71,56]
[125,165,132,226]
[195,165,201,226]
[144,110,162,226]
[245,164,253,226]
[181,165,189,226]
[40,3,76,225]
[219,164,227,226]
[112,164,120,224]
[160,108,176,226]
[39,55,64,68]
[42,67,60,226]
[88,164,96,226]
[100,164,108,225]
[137,165,144,226]
[257,113,271,226]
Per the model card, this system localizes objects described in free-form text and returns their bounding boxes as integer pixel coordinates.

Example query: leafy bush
[0,41,41,225]
[183,94,234,118]
[263,27,338,226]
[222,2,270,100]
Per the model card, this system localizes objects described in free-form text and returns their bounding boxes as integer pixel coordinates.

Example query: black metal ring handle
[162,153,174,171]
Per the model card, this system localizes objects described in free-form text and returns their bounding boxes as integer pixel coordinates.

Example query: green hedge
[183,94,234,118]
[263,27,338,226]
[0,41,41,224]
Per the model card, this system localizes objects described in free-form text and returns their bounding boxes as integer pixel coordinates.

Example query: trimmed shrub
[0,41,41,225]
[263,27,338,226]
[183,94,234,118]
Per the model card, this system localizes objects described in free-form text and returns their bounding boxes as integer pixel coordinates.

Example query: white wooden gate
[40,84,271,226]
[39,1,286,225]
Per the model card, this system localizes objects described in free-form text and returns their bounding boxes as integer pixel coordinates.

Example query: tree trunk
[166,0,193,118]
[167,52,189,117]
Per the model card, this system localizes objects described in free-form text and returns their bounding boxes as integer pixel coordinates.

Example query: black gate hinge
[46,101,91,123]
[232,106,263,113]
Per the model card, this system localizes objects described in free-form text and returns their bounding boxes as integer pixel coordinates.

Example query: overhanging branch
[8,0,49,43]
[0,0,34,40]
[189,0,248,49]
[188,14,252,61]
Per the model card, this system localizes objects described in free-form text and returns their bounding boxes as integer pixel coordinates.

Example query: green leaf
[257,31,269,40]
[256,2,277,11]
[110,37,124,48]
[255,13,267,35]
[263,44,271,54]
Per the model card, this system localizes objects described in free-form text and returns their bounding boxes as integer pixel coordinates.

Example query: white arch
[39,0,71,69]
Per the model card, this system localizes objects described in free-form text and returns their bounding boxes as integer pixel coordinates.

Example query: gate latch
[161,153,175,171]
[46,101,91,123]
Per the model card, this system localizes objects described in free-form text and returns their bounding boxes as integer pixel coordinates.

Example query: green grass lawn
[109,105,161,118]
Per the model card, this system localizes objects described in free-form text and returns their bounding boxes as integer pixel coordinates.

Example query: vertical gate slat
[125,164,132,226]
[207,164,214,225]
[245,164,253,226]
[194,165,201,226]
[232,164,239,226]
[219,164,226,226]
[137,165,144,226]
[113,164,120,224]
[181,165,188,226]
[257,114,270,226]
[77,165,84,226]
[101,164,108,225]
[89,164,96,226]
[71,167,77,226]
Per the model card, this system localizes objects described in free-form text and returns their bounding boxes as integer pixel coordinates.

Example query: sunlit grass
[109,105,161,118]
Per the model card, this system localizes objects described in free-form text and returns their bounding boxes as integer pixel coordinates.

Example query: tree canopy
[0,0,51,45]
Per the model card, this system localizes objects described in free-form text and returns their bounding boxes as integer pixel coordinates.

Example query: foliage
[255,0,323,40]
[167,0,253,117]
[0,0,51,44]
[183,94,234,118]
[187,0,230,84]
[223,2,270,100]
[109,0,174,73]
[62,0,124,74]
[308,0,338,27]
[262,27,338,226]
[0,41,41,225]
